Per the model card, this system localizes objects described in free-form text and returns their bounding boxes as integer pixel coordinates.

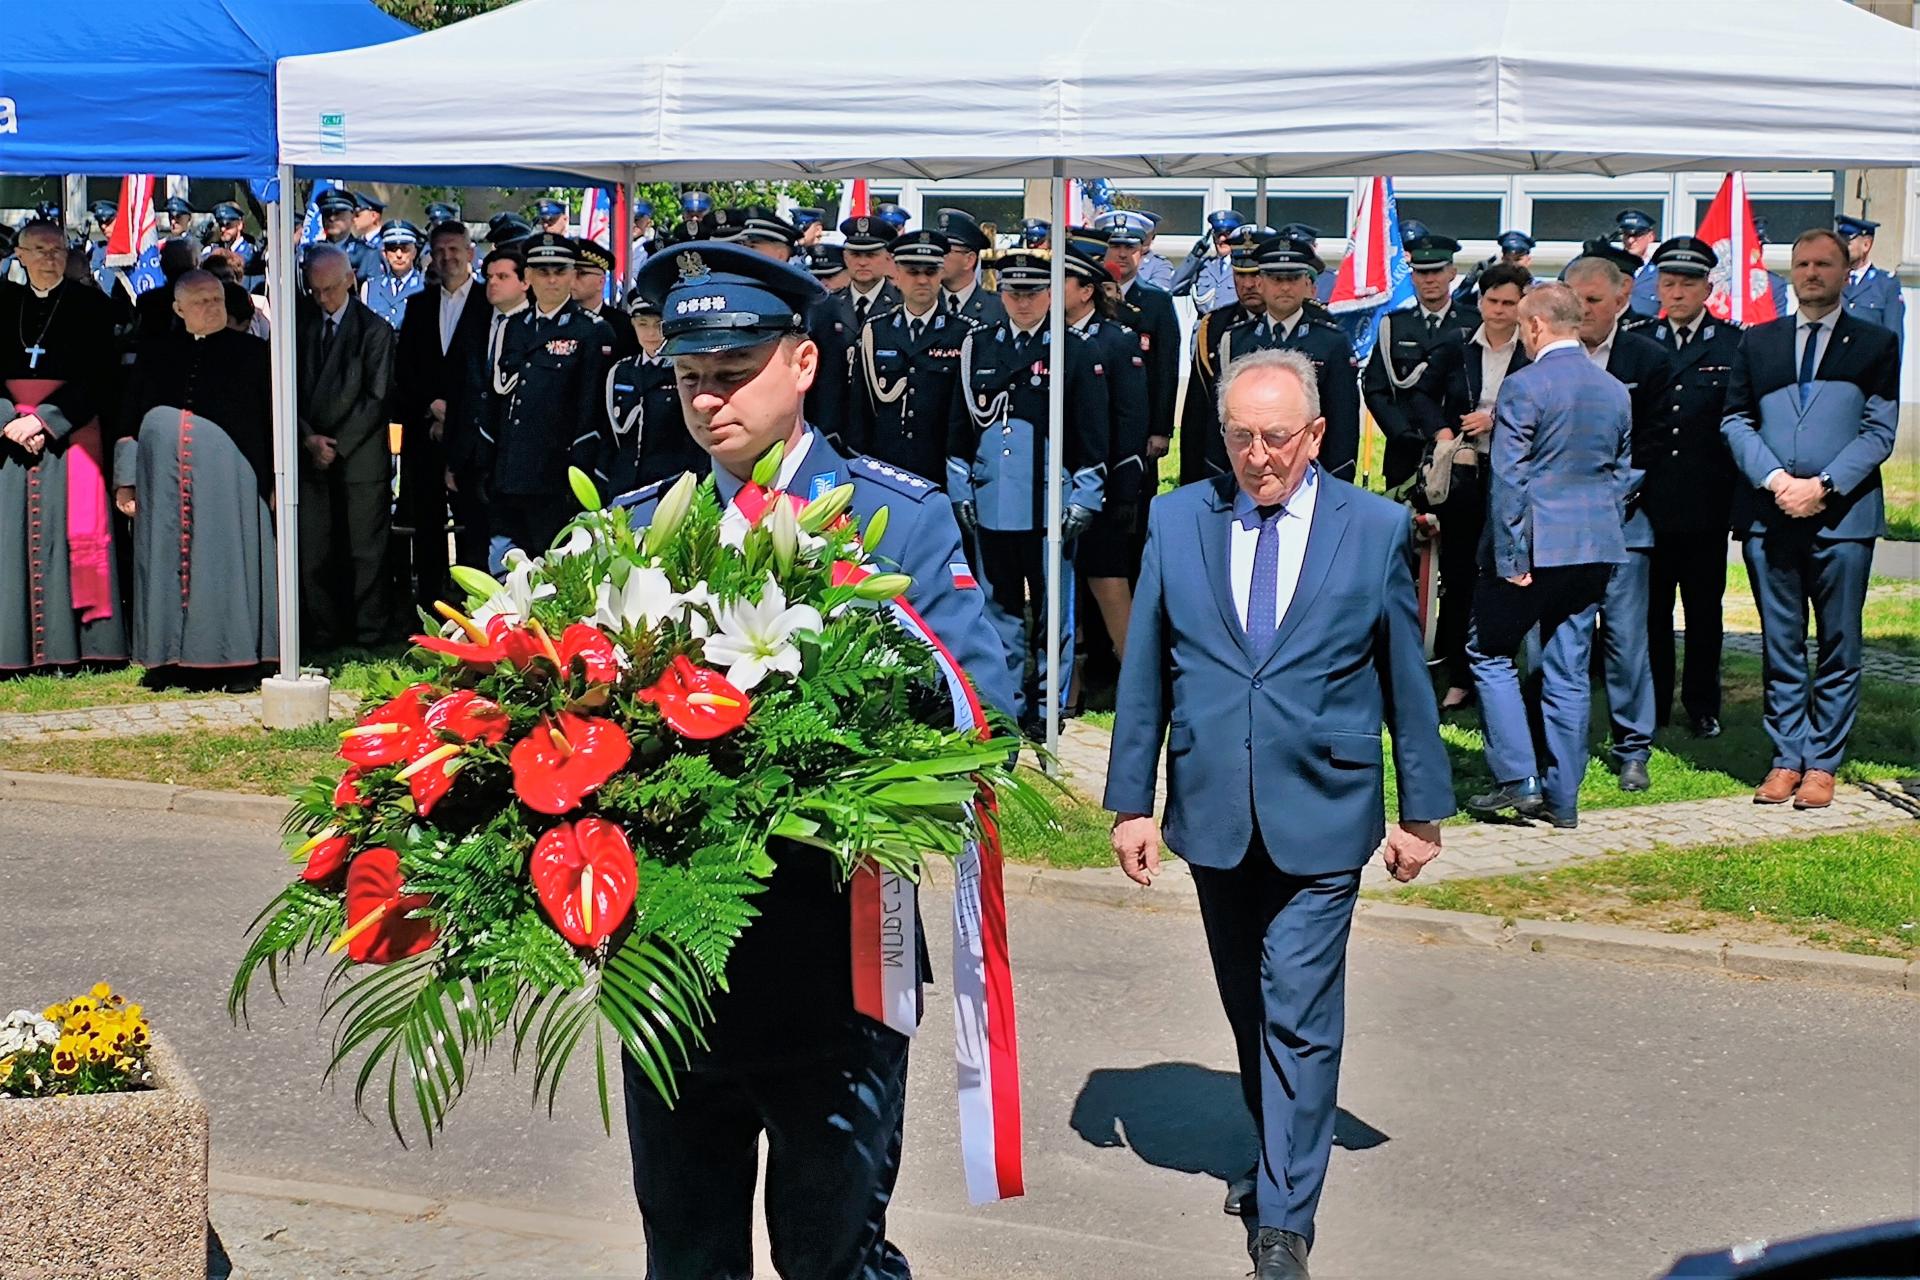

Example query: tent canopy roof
[0,0,411,180]
[276,0,1920,184]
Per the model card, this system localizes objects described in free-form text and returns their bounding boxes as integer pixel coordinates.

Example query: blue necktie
[1797,321,1821,408]
[1245,505,1283,651]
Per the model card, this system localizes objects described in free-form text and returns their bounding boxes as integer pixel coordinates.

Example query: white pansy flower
[595,565,680,632]
[701,578,823,691]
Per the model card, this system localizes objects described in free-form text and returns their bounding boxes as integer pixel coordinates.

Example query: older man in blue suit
[1466,282,1634,828]
[1722,228,1901,811]
[1104,349,1452,1280]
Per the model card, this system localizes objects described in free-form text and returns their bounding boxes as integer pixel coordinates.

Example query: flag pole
[1043,160,1067,771]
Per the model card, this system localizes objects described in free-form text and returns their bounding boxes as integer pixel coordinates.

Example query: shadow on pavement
[1067,1061,1390,1191]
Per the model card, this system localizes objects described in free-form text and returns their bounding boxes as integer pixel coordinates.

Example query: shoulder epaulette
[850,453,937,500]
[611,477,670,510]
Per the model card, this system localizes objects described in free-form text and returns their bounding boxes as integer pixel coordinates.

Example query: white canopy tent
[268,0,1920,751]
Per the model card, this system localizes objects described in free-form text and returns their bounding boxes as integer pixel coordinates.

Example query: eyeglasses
[1223,425,1312,454]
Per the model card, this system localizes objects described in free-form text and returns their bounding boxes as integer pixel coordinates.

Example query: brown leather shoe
[1793,770,1836,809]
[1754,769,1802,804]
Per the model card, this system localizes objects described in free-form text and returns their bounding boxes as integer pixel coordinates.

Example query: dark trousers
[1647,531,1728,724]
[399,431,450,614]
[297,467,390,648]
[621,1027,913,1280]
[1189,835,1360,1247]
[1434,468,1486,689]
[1598,548,1656,764]
[1468,563,1612,814]
[490,491,573,563]
[1741,532,1873,773]
[448,477,491,579]
[976,528,1075,722]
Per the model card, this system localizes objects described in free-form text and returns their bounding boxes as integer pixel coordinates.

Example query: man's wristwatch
[1819,472,1836,497]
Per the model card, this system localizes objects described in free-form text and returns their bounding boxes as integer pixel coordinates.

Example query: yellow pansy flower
[51,1041,80,1075]
[90,983,113,1002]
[0,1056,13,1086]
[42,1002,66,1022]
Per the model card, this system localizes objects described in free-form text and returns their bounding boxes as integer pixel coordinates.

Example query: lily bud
[798,483,855,533]
[852,572,912,600]
[862,507,889,555]
[751,440,786,489]
[568,466,603,513]
[768,499,799,574]
[645,471,698,556]
[449,565,505,604]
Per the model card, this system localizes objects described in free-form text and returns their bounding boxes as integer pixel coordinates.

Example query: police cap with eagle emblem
[1650,235,1716,278]
[521,232,578,269]
[889,229,950,267]
[838,214,898,249]
[635,241,825,357]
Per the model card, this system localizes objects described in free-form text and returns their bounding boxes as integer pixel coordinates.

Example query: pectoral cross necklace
[19,287,62,371]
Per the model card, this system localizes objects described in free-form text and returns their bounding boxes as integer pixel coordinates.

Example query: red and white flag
[1696,173,1778,326]
[581,187,612,248]
[105,175,157,268]
[837,178,870,226]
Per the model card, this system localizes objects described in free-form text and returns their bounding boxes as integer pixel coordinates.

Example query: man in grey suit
[1721,229,1900,811]
[1105,350,1452,1280]
[1467,283,1633,828]
[297,244,395,647]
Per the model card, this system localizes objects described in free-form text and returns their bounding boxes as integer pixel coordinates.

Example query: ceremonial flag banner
[838,177,870,225]
[1697,173,1779,326]
[1327,175,1415,362]
[298,177,342,246]
[104,175,155,268]
[582,188,612,247]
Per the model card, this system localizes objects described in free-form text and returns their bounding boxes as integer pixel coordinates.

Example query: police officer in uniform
[85,199,128,298]
[839,213,903,326]
[569,237,638,363]
[791,206,827,250]
[662,190,715,247]
[478,233,609,558]
[730,206,801,263]
[1837,214,1906,356]
[1096,210,1179,474]
[1170,208,1244,314]
[603,293,702,494]
[948,247,1111,728]
[1180,226,1271,481]
[935,208,1006,327]
[1364,229,1478,491]
[1278,222,1340,305]
[484,211,535,254]
[1135,209,1175,291]
[628,197,658,274]
[205,201,259,278]
[847,229,978,485]
[1616,208,1662,319]
[533,197,570,236]
[362,219,426,330]
[1624,236,1743,738]
[803,241,849,293]
[615,242,1008,1280]
[1458,229,1535,307]
[1182,233,1361,485]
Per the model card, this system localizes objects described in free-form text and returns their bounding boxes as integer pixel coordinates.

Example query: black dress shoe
[1223,1164,1256,1216]
[1540,807,1579,830]
[1468,779,1544,816]
[1252,1227,1310,1280]
[1691,715,1722,739]
[1619,760,1651,792]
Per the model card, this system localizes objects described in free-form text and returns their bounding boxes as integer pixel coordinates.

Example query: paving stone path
[0,691,361,742]
[1721,631,1920,686]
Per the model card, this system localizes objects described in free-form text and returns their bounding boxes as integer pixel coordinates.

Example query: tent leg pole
[1255,175,1269,228]
[260,167,330,729]
[1044,162,1067,772]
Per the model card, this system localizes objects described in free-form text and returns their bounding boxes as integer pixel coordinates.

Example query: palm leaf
[230,883,346,1024]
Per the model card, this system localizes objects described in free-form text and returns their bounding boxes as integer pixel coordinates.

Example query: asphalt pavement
[2,797,1915,1280]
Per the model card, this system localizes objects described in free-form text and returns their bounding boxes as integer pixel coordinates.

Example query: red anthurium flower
[831,560,869,588]
[424,690,511,745]
[730,482,808,524]
[331,847,437,964]
[397,737,462,816]
[529,817,639,948]
[639,655,752,740]
[296,830,351,886]
[557,623,619,684]
[333,767,366,809]
[414,614,547,669]
[338,684,432,767]
[509,711,632,815]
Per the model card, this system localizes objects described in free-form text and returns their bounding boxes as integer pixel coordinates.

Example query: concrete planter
[0,1030,209,1279]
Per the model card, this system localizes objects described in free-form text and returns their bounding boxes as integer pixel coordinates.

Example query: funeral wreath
[231,451,1044,1142]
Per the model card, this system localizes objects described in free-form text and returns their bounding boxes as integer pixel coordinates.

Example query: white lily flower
[469,549,557,630]
[547,525,595,560]
[701,578,823,691]
[717,504,753,552]
[678,581,717,639]
[595,565,680,632]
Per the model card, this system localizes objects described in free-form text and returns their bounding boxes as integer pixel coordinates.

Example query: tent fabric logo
[319,111,346,154]
[0,98,17,135]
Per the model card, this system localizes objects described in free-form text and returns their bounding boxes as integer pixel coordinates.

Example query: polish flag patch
[950,561,978,590]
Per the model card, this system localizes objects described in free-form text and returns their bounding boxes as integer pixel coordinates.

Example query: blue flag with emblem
[298,177,344,247]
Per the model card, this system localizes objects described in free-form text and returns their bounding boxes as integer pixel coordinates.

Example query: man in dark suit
[443,246,527,573]
[1364,229,1478,491]
[837,214,902,327]
[296,244,395,647]
[1566,251,1670,793]
[1181,235,1361,486]
[1106,347,1451,1280]
[391,220,492,610]
[1625,237,1744,738]
[1722,228,1901,810]
[1467,283,1633,827]
[1097,210,1180,472]
[1420,262,1531,711]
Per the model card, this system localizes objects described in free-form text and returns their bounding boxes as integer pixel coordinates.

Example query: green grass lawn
[1382,826,1920,958]
[0,644,416,715]
[1883,454,1919,543]
[1384,653,1916,821]
[7,720,345,795]
[1721,560,1920,659]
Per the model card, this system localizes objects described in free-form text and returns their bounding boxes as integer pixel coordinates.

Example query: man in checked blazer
[1466,282,1633,828]
[1721,228,1901,810]
[1104,348,1451,1280]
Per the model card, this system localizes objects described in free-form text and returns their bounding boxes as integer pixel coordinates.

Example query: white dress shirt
[1794,307,1838,377]
[1229,465,1320,632]
[1469,324,1520,410]
[437,278,473,355]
